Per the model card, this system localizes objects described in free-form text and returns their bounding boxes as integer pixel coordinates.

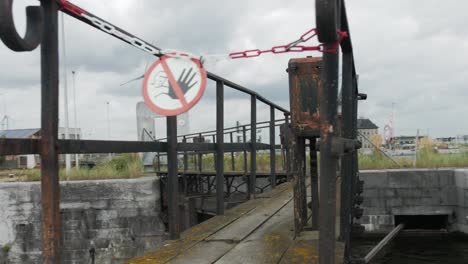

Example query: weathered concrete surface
[359,168,468,234]
[0,176,166,264]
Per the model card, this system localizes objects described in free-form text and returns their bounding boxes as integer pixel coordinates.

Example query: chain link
[228,28,347,59]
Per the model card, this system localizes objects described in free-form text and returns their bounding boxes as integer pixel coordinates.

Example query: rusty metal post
[167,116,180,239]
[216,80,225,215]
[249,95,257,199]
[269,105,276,188]
[340,52,354,257]
[319,43,340,264]
[40,1,61,262]
[310,137,319,230]
[293,137,307,234]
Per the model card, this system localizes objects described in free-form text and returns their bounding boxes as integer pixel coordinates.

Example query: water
[352,233,468,264]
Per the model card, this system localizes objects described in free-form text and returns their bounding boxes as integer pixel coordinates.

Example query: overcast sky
[1,0,467,140]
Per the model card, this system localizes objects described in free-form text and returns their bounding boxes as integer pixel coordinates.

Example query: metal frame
[0,1,290,262]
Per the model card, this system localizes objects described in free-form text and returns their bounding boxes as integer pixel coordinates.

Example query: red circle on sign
[142,56,207,116]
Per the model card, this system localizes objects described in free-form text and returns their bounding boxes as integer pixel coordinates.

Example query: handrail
[155,118,287,142]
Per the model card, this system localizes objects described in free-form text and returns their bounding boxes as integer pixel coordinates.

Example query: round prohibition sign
[143,56,207,116]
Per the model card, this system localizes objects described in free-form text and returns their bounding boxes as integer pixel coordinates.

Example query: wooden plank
[126,183,293,264]
[207,187,293,242]
[279,239,344,264]
[167,241,236,264]
[214,200,295,264]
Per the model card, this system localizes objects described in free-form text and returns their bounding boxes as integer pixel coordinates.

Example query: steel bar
[58,139,167,153]
[216,80,225,215]
[363,223,405,263]
[177,143,216,152]
[339,51,354,260]
[318,42,340,264]
[249,95,257,199]
[0,139,40,155]
[270,105,276,188]
[208,72,289,113]
[166,116,180,239]
[40,0,61,262]
[310,138,319,230]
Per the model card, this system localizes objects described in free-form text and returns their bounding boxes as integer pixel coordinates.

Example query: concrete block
[454,169,468,188]
[386,198,403,207]
[440,187,458,206]
[437,169,455,186]
[96,210,118,221]
[110,200,138,209]
[392,206,453,216]
[387,170,421,188]
[118,208,139,218]
[363,189,378,198]
[359,170,388,188]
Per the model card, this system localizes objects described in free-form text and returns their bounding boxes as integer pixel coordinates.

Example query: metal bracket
[316,137,361,157]
[0,0,44,51]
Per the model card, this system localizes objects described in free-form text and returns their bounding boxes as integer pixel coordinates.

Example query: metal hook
[0,0,44,52]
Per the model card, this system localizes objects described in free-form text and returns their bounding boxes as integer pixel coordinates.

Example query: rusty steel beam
[58,139,167,153]
[0,139,40,155]
[40,0,61,262]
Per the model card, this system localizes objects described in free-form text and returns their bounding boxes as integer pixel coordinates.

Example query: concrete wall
[359,168,468,234]
[0,176,167,264]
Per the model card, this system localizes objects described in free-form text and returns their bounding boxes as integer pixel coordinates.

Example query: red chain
[229,29,347,59]
[57,0,86,17]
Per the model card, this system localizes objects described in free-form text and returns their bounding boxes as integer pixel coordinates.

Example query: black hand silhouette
[168,68,198,100]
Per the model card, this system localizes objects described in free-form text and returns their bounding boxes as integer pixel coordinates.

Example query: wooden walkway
[126,182,343,264]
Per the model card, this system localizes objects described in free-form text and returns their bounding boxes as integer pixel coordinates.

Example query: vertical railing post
[40,1,61,262]
[269,105,276,188]
[167,116,180,239]
[230,132,235,171]
[284,113,292,181]
[242,125,248,199]
[197,133,203,173]
[319,42,340,264]
[216,81,225,215]
[249,95,257,199]
[183,136,188,172]
[182,136,188,195]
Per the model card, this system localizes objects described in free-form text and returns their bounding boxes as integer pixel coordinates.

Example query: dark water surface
[352,233,468,264]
